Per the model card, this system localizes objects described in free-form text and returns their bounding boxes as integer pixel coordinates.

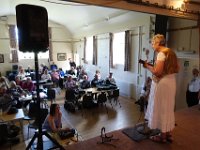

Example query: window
[113,32,125,65]
[15,26,49,60]
[85,36,93,62]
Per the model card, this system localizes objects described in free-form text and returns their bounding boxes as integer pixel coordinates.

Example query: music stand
[26,53,63,150]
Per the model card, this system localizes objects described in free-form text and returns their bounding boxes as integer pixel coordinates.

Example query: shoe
[166,134,173,143]
[150,134,167,143]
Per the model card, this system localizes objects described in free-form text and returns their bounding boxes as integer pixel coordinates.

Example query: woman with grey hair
[142,34,179,143]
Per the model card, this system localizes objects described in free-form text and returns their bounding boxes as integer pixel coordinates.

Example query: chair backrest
[82,94,94,108]
[113,89,119,97]
[65,89,76,101]
[47,89,56,99]
[28,102,39,118]
[97,92,107,103]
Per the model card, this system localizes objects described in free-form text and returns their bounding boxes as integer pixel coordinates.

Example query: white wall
[73,12,153,99]
[0,15,73,76]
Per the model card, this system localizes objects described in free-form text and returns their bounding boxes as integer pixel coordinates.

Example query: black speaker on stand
[16,4,63,150]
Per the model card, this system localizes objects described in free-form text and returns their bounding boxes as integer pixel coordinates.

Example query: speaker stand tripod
[26,52,63,150]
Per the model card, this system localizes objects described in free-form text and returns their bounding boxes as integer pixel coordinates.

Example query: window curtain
[48,27,53,61]
[109,33,114,69]
[93,36,97,65]
[9,25,18,63]
[83,37,87,63]
[124,30,131,71]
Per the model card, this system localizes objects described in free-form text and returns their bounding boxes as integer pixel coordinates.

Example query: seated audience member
[40,63,48,74]
[15,76,23,87]
[22,77,35,92]
[76,66,82,78]
[58,68,65,78]
[68,58,76,68]
[80,75,91,89]
[43,103,72,133]
[78,69,87,81]
[41,69,52,81]
[58,68,65,89]
[67,66,77,76]
[51,69,60,87]
[8,81,26,108]
[64,75,77,91]
[50,62,58,71]
[25,66,32,73]
[105,72,116,85]
[95,70,101,80]
[18,65,23,73]
[17,68,26,80]
[0,86,14,111]
[91,74,104,87]
[0,76,9,90]
[135,76,152,111]
[186,68,200,107]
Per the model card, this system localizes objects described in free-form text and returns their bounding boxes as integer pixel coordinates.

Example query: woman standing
[143,34,179,142]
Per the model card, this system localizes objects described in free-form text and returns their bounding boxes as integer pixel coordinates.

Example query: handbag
[58,128,75,140]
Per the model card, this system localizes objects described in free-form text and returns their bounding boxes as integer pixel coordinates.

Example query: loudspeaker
[16,4,49,52]
[155,14,168,38]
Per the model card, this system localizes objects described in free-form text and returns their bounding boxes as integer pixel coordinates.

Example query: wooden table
[0,108,25,140]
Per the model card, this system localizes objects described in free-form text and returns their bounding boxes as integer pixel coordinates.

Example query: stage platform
[65,105,200,150]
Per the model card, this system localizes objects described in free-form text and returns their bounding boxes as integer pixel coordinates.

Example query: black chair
[82,92,96,109]
[97,92,108,114]
[23,102,38,124]
[65,89,76,102]
[64,89,78,113]
[27,108,48,139]
[47,88,56,104]
[108,89,121,108]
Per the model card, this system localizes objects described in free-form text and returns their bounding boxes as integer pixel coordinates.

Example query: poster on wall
[57,53,66,61]
[0,54,4,63]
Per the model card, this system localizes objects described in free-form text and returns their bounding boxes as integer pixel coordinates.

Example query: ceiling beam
[67,0,199,20]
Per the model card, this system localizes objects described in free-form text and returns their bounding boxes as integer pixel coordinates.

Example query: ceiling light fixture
[125,0,199,15]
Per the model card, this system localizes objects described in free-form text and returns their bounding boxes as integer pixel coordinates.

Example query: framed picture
[0,54,4,63]
[57,53,66,61]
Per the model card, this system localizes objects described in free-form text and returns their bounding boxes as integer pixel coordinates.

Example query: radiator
[116,81,136,99]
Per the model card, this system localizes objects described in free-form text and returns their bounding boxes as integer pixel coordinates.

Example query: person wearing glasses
[142,34,179,143]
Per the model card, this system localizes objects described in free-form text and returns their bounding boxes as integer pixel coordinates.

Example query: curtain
[9,25,18,63]
[93,36,97,65]
[109,33,114,69]
[48,27,53,61]
[124,30,131,71]
[83,37,87,63]
[11,50,19,63]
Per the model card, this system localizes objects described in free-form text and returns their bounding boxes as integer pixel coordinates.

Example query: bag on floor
[58,128,76,140]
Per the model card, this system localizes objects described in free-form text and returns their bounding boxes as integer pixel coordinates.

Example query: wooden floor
[1,89,142,150]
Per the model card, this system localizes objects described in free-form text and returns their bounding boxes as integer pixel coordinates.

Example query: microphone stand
[136,99,150,136]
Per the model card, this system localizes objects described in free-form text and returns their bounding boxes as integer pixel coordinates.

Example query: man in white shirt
[186,68,200,107]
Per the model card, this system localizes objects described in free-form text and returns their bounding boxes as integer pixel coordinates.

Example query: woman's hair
[152,34,166,46]
[50,103,58,116]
